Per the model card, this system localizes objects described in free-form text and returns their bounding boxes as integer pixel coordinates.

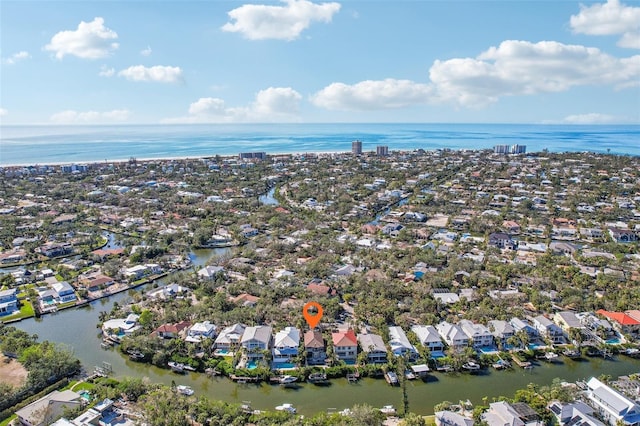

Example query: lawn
[0,415,17,426]
[1,301,35,322]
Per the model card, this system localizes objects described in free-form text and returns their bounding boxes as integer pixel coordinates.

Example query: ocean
[0,123,638,166]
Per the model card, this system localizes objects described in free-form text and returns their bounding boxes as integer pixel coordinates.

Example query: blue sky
[1,0,639,125]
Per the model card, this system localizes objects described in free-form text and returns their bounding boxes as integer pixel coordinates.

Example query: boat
[275,403,296,414]
[544,352,559,362]
[384,371,399,386]
[462,361,481,372]
[127,351,145,361]
[168,361,185,373]
[100,340,113,349]
[307,372,330,385]
[405,369,416,380]
[278,375,298,385]
[176,385,194,396]
[346,373,359,383]
[563,349,582,359]
[380,405,397,415]
[493,359,511,370]
[624,348,640,358]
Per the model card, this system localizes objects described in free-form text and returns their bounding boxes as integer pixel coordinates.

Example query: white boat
[544,352,559,361]
[380,405,396,415]
[168,361,185,373]
[275,403,296,413]
[278,375,298,384]
[462,361,481,371]
[176,385,194,396]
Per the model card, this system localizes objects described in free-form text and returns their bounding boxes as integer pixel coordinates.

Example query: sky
[1,0,639,125]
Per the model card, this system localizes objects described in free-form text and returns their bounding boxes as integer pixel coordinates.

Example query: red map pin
[303,301,323,329]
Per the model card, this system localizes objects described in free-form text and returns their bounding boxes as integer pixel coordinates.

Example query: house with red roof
[596,310,640,337]
[331,329,357,362]
[151,321,192,339]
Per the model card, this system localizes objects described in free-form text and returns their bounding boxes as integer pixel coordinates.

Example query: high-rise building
[239,152,267,160]
[352,140,362,155]
[493,144,526,154]
[376,146,389,156]
[511,144,526,154]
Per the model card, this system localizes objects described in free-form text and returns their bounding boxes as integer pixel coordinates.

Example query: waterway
[12,288,640,415]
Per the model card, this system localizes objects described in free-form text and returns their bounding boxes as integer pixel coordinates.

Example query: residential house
[510,317,539,339]
[608,227,638,243]
[586,376,640,426]
[36,242,73,258]
[52,281,76,303]
[185,321,217,343]
[0,288,19,316]
[357,333,388,364]
[273,326,300,364]
[123,265,149,280]
[241,325,273,361]
[15,390,82,426]
[197,265,224,280]
[458,319,494,349]
[151,321,191,339]
[596,310,640,338]
[435,411,474,426]
[214,323,246,351]
[488,232,517,250]
[554,311,585,334]
[548,400,606,426]
[411,325,445,354]
[530,315,565,344]
[387,326,418,360]
[304,330,326,365]
[332,329,358,363]
[436,321,469,351]
[147,283,188,300]
[482,401,543,426]
[101,314,140,337]
[487,320,515,347]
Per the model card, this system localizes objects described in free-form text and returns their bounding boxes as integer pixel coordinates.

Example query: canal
[12,289,640,415]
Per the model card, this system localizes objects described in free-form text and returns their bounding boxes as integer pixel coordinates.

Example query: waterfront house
[197,265,224,280]
[52,281,76,303]
[101,314,140,337]
[388,326,418,360]
[241,325,273,361]
[510,317,539,339]
[586,376,640,426]
[0,288,18,316]
[332,329,358,363]
[185,321,217,343]
[124,265,149,280]
[147,283,188,300]
[487,320,515,347]
[357,333,388,364]
[78,272,114,291]
[596,310,640,337]
[36,242,73,258]
[411,325,445,354]
[436,321,469,351]
[151,321,191,339]
[304,330,326,365]
[214,323,246,351]
[554,311,585,333]
[273,326,300,364]
[458,319,494,349]
[435,411,474,426]
[15,390,82,426]
[530,315,565,344]
[483,401,543,426]
[548,400,605,426]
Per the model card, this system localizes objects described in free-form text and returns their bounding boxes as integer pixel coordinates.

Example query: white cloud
[222,0,341,41]
[50,109,131,123]
[428,40,640,107]
[118,65,183,83]
[562,113,618,124]
[311,79,433,111]
[164,87,302,123]
[98,65,115,77]
[141,46,152,56]
[0,108,8,117]
[570,0,640,49]
[44,17,119,59]
[2,51,30,65]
